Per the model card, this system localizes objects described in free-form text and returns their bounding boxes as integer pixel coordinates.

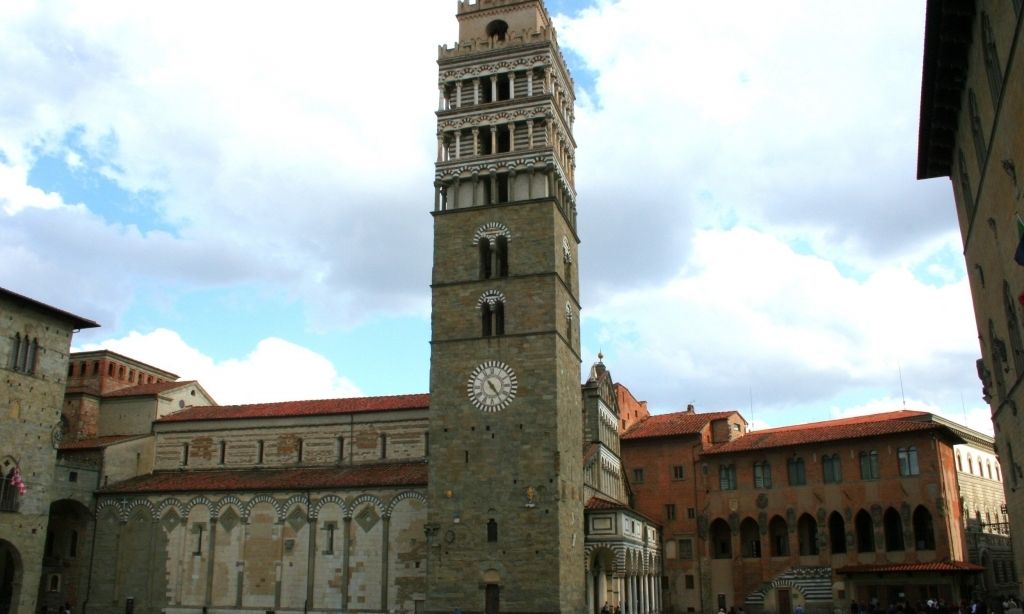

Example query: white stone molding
[281,493,310,519]
[348,493,384,519]
[384,491,428,519]
[472,222,512,245]
[477,290,507,308]
[156,497,186,520]
[212,495,244,519]
[183,495,215,519]
[311,493,348,520]
[123,498,157,521]
[96,498,124,522]
[242,493,282,522]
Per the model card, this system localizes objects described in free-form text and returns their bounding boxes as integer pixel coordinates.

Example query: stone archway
[0,539,23,614]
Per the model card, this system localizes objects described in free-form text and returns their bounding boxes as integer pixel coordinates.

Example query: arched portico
[588,547,617,614]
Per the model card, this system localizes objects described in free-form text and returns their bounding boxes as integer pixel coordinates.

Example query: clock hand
[486,380,499,395]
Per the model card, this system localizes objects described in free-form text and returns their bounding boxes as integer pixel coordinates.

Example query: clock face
[467,361,518,412]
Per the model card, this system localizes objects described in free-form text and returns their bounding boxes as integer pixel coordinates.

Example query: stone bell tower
[425,1,583,612]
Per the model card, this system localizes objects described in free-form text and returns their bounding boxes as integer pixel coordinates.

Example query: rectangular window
[193,524,205,555]
[68,471,78,483]
[687,507,696,519]
[219,441,226,465]
[823,455,842,483]
[719,465,737,490]
[859,450,880,479]
[424,432,430,457]
[898,447,920,476]
[672,465,685,480]
[182,443,189,466]
[754,462,772,488]
[323,522,336,555]
[69,531,78,557]
[685,575,695,589]
[337,436,344,462]
[297,438,304,463]
[787,458,806,485]
[380,434,388,459]
[665,504,676,520]
[679,539,694,560]
[633,468,645,483]
[256,440,264,465]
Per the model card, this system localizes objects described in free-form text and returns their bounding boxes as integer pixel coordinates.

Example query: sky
[0,0,991,434]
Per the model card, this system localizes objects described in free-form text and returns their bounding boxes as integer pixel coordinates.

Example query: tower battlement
[437,25,554,60]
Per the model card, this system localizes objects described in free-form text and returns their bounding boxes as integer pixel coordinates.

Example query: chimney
[686,403,695,414]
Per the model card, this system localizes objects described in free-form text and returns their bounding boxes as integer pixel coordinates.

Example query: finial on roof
[597,350,604,363]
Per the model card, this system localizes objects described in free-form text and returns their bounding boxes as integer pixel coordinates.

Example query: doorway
[778,588,792,614]
[485,584,499,614]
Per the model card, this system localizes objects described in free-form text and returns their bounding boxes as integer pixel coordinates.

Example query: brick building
[0,288,98,614]
[621,408,1007,614]
[917,0,1024,596]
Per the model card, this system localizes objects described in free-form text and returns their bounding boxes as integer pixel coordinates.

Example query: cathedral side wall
[88,488,426,614]
[152,412,428,470]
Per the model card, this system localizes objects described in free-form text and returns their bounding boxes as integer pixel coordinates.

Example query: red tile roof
[701,410,951,455]
[584,496,661,526]
[59,435,143,450]
[586,495,627,510]
[622,411,736,440]
[98,461,428,494]
[836,562,983,574]
[104,381,198,398]
[157,393,430,422]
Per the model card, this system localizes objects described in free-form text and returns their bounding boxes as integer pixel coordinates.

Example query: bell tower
[426,1,583,612]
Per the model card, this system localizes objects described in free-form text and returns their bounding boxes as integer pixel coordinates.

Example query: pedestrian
[602,602,610,614]
[796,603,805,614]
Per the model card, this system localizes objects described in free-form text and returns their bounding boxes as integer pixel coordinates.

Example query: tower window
[480,127,493,153]
[380,434,388,459]
[495,173,509,203]
[337,436,344,462]
[481,300,505,337]
[219,441,226,465]
[496,73,511,101]
[297,437,304,463]
[181,443,190,466]
[480,236,509,280]
[486,19,508,41]
[256,440,264,464]
[496,125,510,153]
[487,518,498,542]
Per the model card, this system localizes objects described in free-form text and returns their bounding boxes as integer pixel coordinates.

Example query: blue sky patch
[27,126,175,235]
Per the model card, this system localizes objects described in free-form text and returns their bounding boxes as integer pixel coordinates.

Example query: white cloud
[75,328,362,405]
[585,226,979,418]
[0,162,68,213]
[2,1,983,423]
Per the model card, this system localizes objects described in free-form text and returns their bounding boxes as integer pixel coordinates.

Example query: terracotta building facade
[621,409,1002,614]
